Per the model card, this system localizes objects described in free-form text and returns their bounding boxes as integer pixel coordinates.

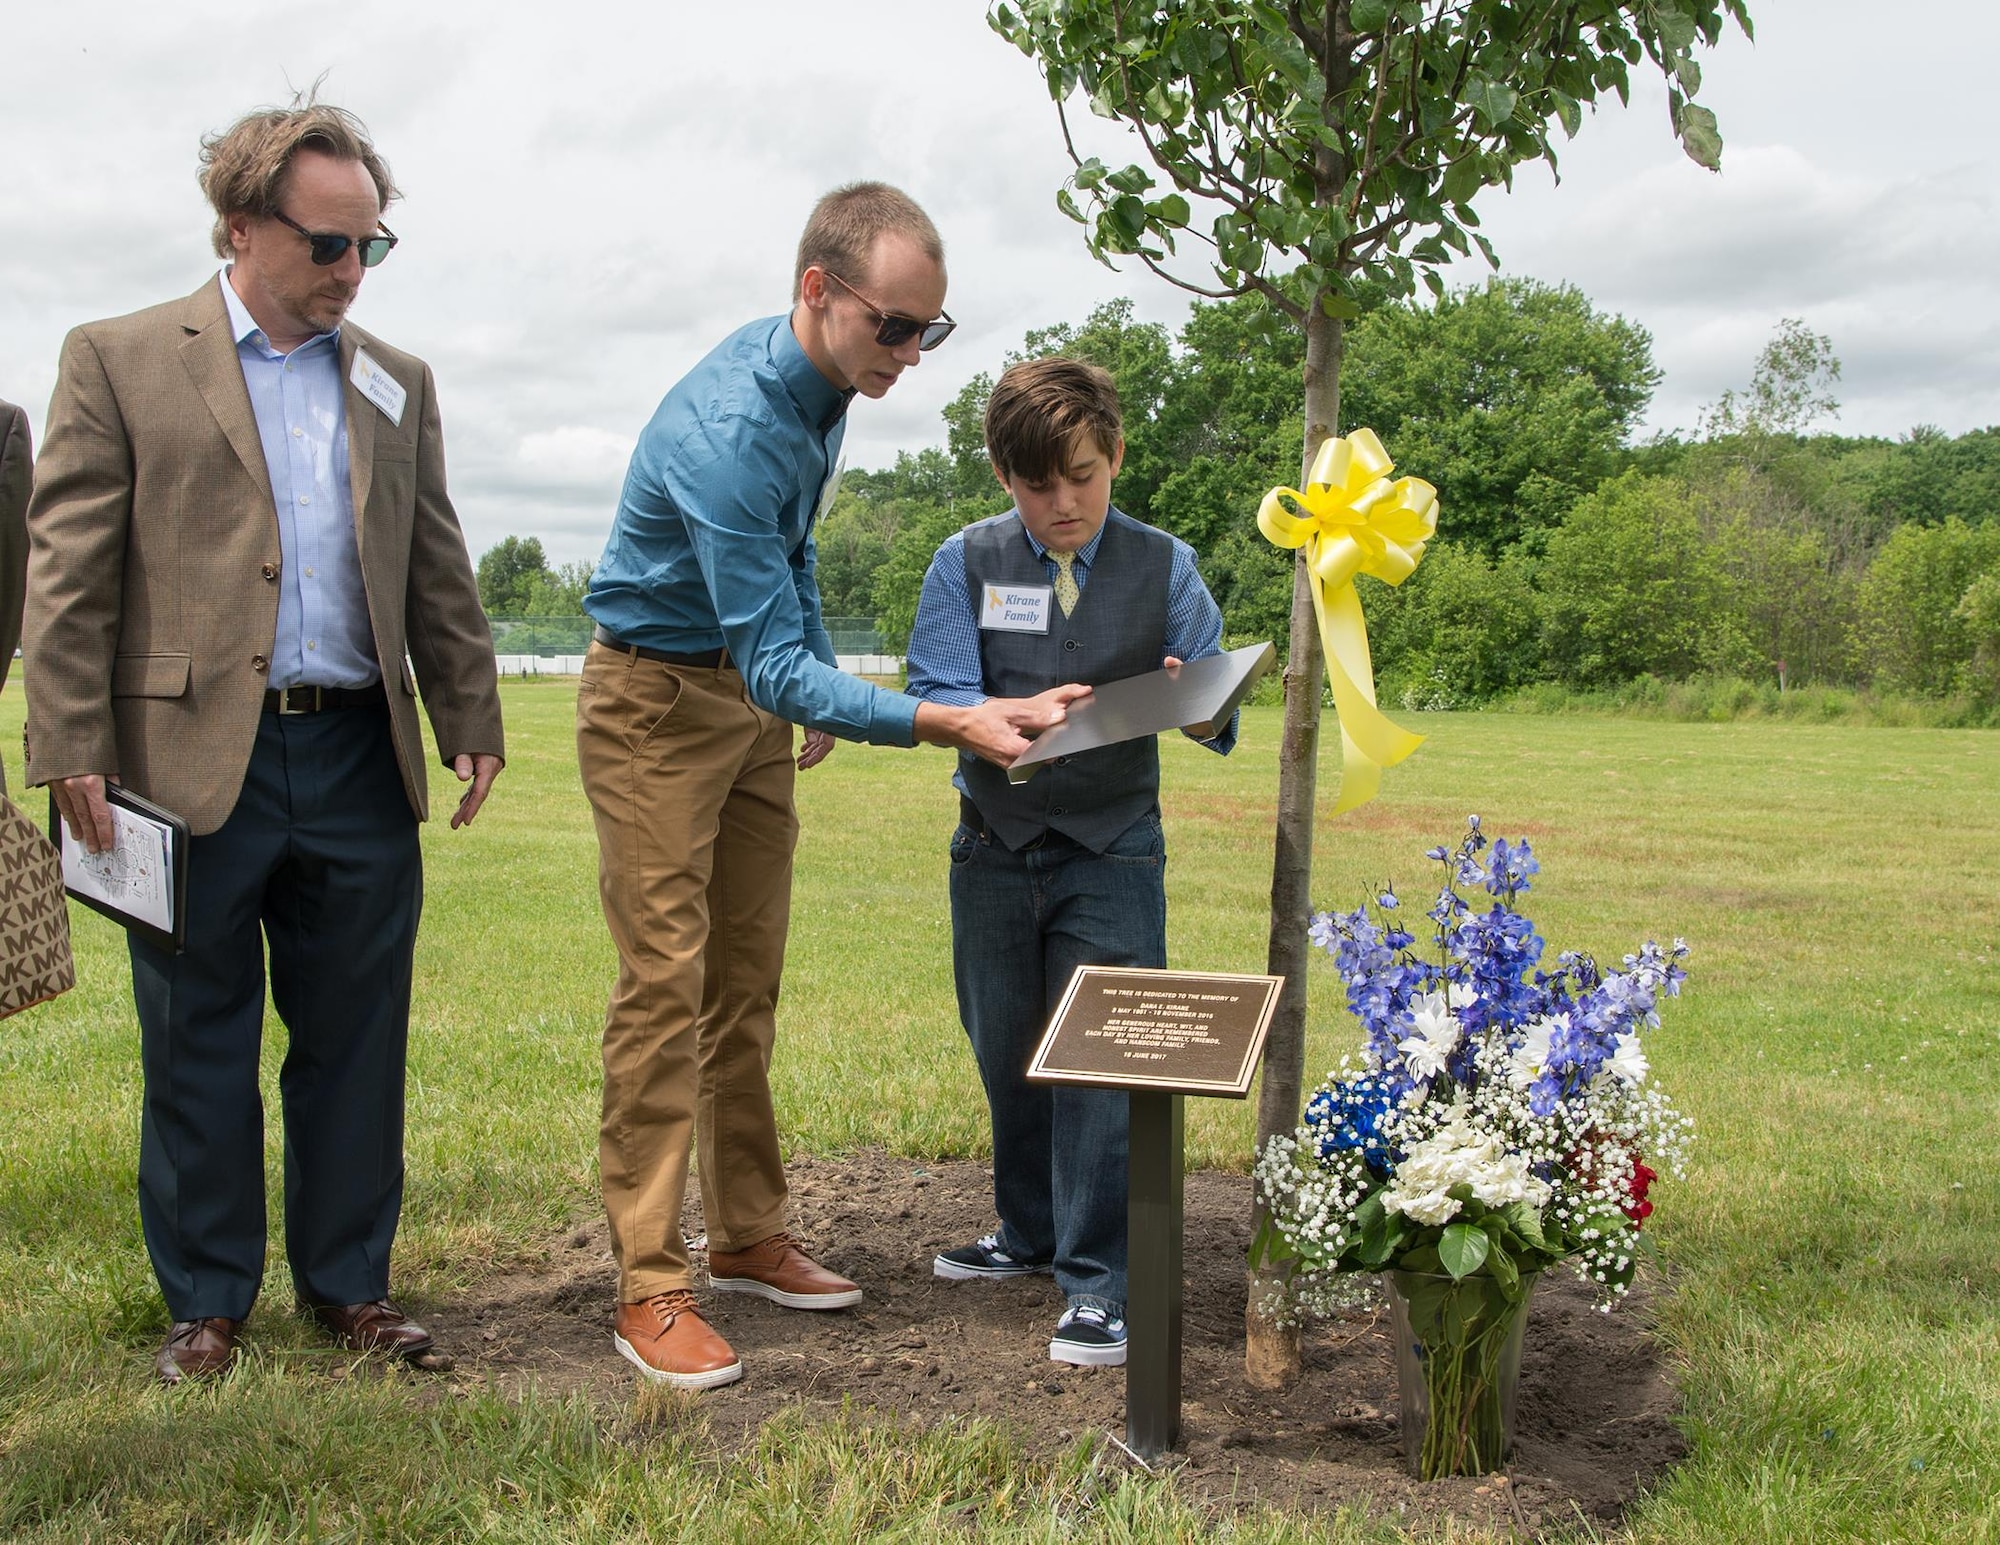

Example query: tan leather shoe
[156,1317,241,1385]
[614,1290,743,1389]
[707,1231,862,1309]
[304,1299,453,1370]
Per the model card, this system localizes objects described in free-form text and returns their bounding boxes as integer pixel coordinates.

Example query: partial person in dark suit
[23,99,504,1384]
[0,398,29,792]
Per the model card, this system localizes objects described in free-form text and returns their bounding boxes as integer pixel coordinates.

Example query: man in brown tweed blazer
[22,100,504,1383]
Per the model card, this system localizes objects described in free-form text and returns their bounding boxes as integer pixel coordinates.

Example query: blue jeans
[947,812,1167,1317]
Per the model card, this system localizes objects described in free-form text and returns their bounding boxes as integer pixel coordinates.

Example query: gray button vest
[959,510,1172,852]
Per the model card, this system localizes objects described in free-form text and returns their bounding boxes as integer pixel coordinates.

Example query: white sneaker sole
[932,1255,1049,1281]
[707,1276,863,1310]
[1049,1337,1128,1368]
[613,1332,743,1389]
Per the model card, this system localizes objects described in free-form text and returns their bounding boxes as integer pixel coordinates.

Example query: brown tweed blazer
[22,277,503,834]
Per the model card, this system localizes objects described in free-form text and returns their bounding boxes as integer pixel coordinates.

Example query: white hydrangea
[1380,1116,1552,1226]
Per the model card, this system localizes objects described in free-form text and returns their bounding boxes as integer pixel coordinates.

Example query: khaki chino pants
[576,642,796,1301]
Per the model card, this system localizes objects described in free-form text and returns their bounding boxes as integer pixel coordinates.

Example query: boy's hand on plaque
[1012,683,1092,732]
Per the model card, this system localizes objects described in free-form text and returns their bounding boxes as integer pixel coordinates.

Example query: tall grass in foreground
[2,682,1997,1542]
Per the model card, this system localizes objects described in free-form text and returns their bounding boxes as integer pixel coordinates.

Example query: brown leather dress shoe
[305,1299,453,1369]
[707,1231,862,1309]
[613,1290,742,1389]
[156,1317,241,1385]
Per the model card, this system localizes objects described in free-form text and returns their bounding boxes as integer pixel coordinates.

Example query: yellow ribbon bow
[1256,428,1438,814]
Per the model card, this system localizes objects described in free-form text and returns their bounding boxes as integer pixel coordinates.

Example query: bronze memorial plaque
[1006,642,1276,785]
[1026,966,1283,1098]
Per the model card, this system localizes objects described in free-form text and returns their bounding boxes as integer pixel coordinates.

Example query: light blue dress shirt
[585,315,920,746]
[219,272,377,689]
[905,508,1240,782]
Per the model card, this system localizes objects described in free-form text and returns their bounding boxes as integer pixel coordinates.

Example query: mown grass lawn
[2,679,1996,1542]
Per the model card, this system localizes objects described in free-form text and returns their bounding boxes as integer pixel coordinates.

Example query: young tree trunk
[1245,301,1344,1389]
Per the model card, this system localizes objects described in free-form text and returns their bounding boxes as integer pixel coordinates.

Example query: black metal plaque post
[1125,1089,1184,1460]
[1025,966,1282,1461]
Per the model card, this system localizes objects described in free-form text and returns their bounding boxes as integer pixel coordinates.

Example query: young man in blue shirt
[578,185,1086,1390]
[906,358,1237,1366]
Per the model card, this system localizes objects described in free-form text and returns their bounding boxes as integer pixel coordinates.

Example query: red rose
[1623,1158,1657,1225]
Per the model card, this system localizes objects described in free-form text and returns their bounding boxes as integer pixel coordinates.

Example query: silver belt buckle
[277,686,322,715]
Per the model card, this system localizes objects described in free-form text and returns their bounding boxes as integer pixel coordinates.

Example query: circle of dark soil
[425,1150,1684,1533]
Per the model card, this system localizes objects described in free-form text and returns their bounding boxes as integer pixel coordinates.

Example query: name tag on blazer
[980,583,1053,634]
[350,350,407,426]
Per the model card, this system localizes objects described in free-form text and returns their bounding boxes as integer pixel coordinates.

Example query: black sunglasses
[271,209,399,268]
[823,270,956,351]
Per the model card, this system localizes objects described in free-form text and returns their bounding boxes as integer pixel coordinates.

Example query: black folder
[51,783,190,954]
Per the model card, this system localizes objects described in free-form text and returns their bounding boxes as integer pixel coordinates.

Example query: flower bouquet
[1251,817,1693,1478]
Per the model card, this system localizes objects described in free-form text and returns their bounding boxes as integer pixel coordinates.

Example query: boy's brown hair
[984,357,1123,484]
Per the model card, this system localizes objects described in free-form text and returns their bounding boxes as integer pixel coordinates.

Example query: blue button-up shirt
[219,272,377,689]
[585,316,920,745]
[906,509,1239,791]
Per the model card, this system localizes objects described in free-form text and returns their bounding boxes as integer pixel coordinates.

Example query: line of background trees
[477,276,2000,715]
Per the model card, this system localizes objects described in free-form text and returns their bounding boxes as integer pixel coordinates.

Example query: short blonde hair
[198,99,397,258]
[793,182,943,299]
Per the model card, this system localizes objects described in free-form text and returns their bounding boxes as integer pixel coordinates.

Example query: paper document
[59,802,176,935]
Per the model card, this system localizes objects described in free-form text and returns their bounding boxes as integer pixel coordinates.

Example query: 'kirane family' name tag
[981,583,1053,633]
[349,349,407,426]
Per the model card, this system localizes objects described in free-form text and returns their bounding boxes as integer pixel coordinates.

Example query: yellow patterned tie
[1050,549,1080,616]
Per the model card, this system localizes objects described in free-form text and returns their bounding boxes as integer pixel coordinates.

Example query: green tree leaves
[477,536,554,617]
[1853,518,2000,696]
[991,0,1747,317]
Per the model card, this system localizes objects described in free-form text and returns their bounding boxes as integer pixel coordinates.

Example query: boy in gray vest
[905,357,1237,1365]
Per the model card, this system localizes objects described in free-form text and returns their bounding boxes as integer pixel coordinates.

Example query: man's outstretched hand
[914,683,1092,768]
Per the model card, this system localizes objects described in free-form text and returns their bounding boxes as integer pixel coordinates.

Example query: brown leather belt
[592,623,728,669]
[263,683,387,715]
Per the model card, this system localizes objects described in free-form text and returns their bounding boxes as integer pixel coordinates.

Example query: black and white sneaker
[1049,1304,1127,1366]
[932,1233,1052,1280]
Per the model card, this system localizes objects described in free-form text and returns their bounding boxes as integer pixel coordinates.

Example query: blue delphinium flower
[1447,904,1547,1031]
[1308,817,1685,1117]
[1485,837,1539,901]
[1309,902,1436,1091]
[1427,886,1467,929]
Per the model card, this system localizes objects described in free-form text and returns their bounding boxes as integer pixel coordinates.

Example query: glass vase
[1383,1268,1539,1479]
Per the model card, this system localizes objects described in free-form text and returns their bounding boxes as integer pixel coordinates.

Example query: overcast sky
[4,1,1994,565]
